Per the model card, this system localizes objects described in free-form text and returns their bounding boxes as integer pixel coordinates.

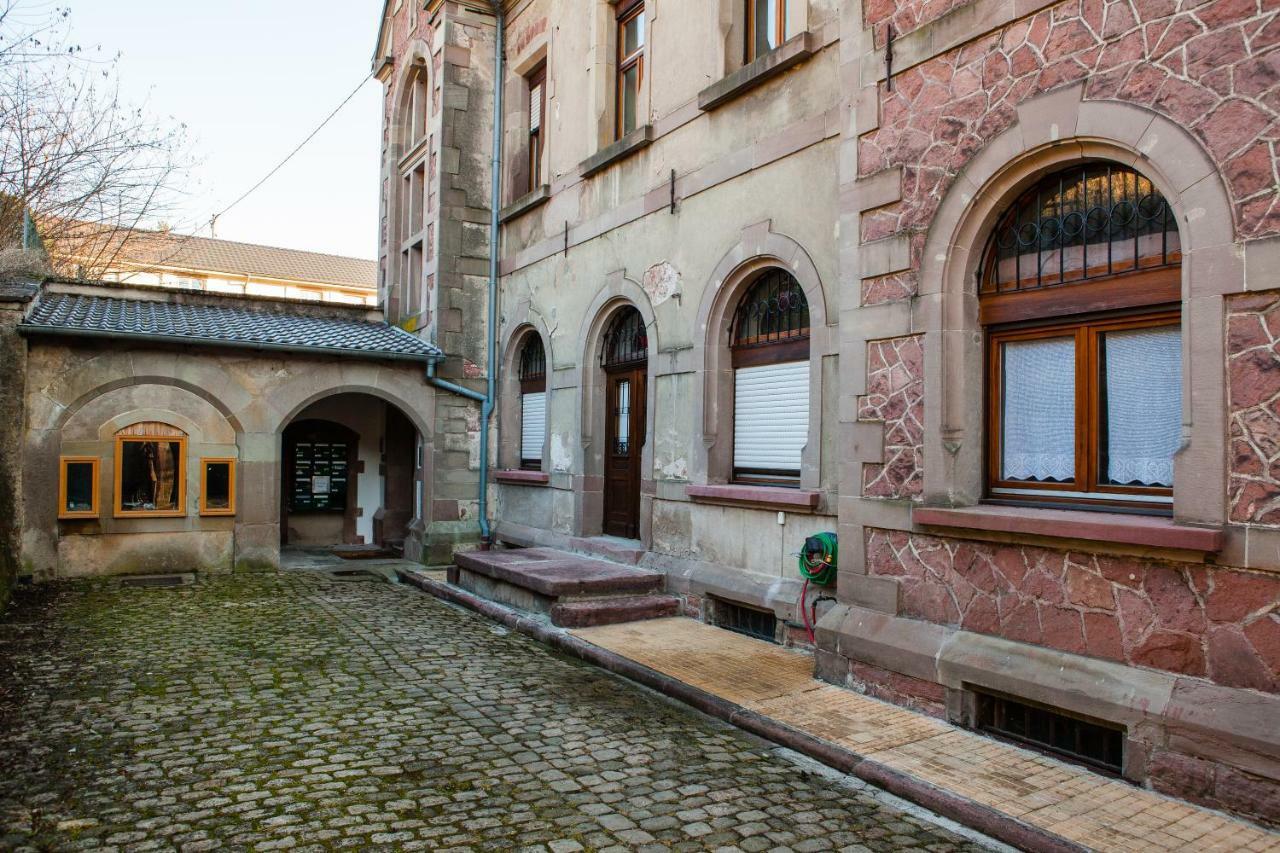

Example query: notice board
[290,441,349,512]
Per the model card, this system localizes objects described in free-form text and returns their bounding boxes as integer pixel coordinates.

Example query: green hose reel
[798,532,838,586]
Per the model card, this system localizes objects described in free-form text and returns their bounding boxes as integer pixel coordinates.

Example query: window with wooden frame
[518,335,547,470]
[746,0,788,62]
[615,0,645,140]
[200,458,236,516]
[526,63,546,194]
[730,269,811,486]
[59,456,99,519]
[981,162,1182,512]
[114,423,187,518]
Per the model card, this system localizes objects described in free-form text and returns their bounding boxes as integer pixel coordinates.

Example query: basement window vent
[712,598,777,643]
[119,574,191,589]
[975,689,1124,774]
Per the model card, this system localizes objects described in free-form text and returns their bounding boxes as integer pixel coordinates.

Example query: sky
[67,0,384,259]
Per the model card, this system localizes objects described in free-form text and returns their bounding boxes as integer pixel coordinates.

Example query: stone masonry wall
[0,289,31,609]
[1228,290,1280,525]
[858,0,1280,303]
[866,528,1280,691]
[859,335,925,500]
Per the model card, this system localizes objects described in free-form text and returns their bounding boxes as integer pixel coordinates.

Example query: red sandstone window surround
[981,162,1183,513]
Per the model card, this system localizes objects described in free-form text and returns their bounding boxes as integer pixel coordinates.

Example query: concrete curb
[398,570,1088,853]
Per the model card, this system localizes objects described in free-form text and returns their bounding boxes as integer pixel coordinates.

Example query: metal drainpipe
[424,1,503,548]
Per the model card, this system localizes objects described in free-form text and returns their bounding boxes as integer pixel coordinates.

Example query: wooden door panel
[603,366,645,539]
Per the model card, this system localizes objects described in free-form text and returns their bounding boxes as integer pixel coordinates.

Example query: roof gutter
[17,324,438,364]
[423,0,503,547]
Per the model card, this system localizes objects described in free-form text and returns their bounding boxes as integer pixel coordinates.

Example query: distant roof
[70,228,377,290]
[20,291,440,362]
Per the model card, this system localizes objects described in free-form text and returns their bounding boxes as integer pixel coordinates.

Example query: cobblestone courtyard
[0,570,993,851]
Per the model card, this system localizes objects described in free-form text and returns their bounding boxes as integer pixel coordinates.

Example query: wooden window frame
[985,308,1180,511]
[527,63,546,194]
[615,0,645,140]
[199,457,237,517]
[745,0,788,63]
[518,335,548,471]
[58,456,100,520]
[113,435,188,519]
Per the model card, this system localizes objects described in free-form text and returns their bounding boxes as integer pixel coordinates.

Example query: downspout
[424,0,503,547]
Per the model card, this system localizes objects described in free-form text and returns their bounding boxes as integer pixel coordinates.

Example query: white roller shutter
[529,81,543,132]
[734,361,809,473]
[521,391,546,463]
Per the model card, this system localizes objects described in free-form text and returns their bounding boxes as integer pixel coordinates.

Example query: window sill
[698,32,818,112]
[686,483,820,513]
[578,125,654,179]
[495,469,550,486]
[912,505,1223,554]
[500,185,551,224]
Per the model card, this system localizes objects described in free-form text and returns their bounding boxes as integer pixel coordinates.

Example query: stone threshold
[396,569,1279,852]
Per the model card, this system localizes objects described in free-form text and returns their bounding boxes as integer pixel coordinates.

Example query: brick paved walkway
[573,619,1280,853]
[0,572,994,851]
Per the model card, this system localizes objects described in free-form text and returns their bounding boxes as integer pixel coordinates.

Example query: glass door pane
[1001,337,1076,482]
[615,380,631,455]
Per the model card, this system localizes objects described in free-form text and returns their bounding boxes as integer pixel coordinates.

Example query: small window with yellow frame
[200,458,236,516]
[114,423,187,518]
[58,456,100,519]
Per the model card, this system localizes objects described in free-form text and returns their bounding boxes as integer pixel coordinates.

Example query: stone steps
[450,546,677,628]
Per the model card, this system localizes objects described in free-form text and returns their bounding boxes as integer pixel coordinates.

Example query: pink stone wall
[864,0,974,42]
[859,335,925,499]
[1228,290,1280,525]
[859,0,1280,304]
[866,528,1280,691]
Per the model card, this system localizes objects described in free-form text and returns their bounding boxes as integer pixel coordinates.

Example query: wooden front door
[603,364,646,539]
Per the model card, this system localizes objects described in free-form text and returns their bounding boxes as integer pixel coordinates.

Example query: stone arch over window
[978,161,1183,511]
[694,223,830,492]
[898,86,1237,534]
[574,272,659,541]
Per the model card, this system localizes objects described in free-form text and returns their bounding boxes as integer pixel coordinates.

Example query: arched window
[981,162,1182,510]
[114,422,188,517]
[518,334,547,470]
[730,269,810,485]
[601,306,648,368]
[396,65,430,319]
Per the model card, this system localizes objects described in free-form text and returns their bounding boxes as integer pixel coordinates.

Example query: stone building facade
[373,0,1280,825]
[0,277,460,588]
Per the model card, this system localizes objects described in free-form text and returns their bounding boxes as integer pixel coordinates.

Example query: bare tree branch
[0,0,196,279]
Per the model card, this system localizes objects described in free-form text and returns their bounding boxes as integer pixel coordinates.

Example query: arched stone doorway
[280,393,421,552]
[600,306,648,539]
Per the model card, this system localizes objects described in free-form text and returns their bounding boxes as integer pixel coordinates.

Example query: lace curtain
[1104,327,1181,486]
[1002,337,1076,482]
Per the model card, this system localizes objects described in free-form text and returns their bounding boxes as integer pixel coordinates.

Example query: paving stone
[0,573,987,850]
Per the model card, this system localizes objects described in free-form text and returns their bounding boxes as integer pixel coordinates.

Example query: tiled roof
[21,292,440,361]
[67,229,377,289]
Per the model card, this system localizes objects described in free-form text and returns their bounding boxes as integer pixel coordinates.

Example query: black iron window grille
[975,689,1125,774]
[732,269,811,349]
[602,307,648,368]
[981,162,1180,295]
[518,335,546,384]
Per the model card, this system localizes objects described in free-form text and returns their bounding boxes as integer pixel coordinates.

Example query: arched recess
[272,383,432,443]
[51,375,243,436]
[498,319,553,471]
[694,222,832,490]
[912,85,1238,527]
[574,271,660,540]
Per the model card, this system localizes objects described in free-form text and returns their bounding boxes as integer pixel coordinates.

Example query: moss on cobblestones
[0,573,991,851]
